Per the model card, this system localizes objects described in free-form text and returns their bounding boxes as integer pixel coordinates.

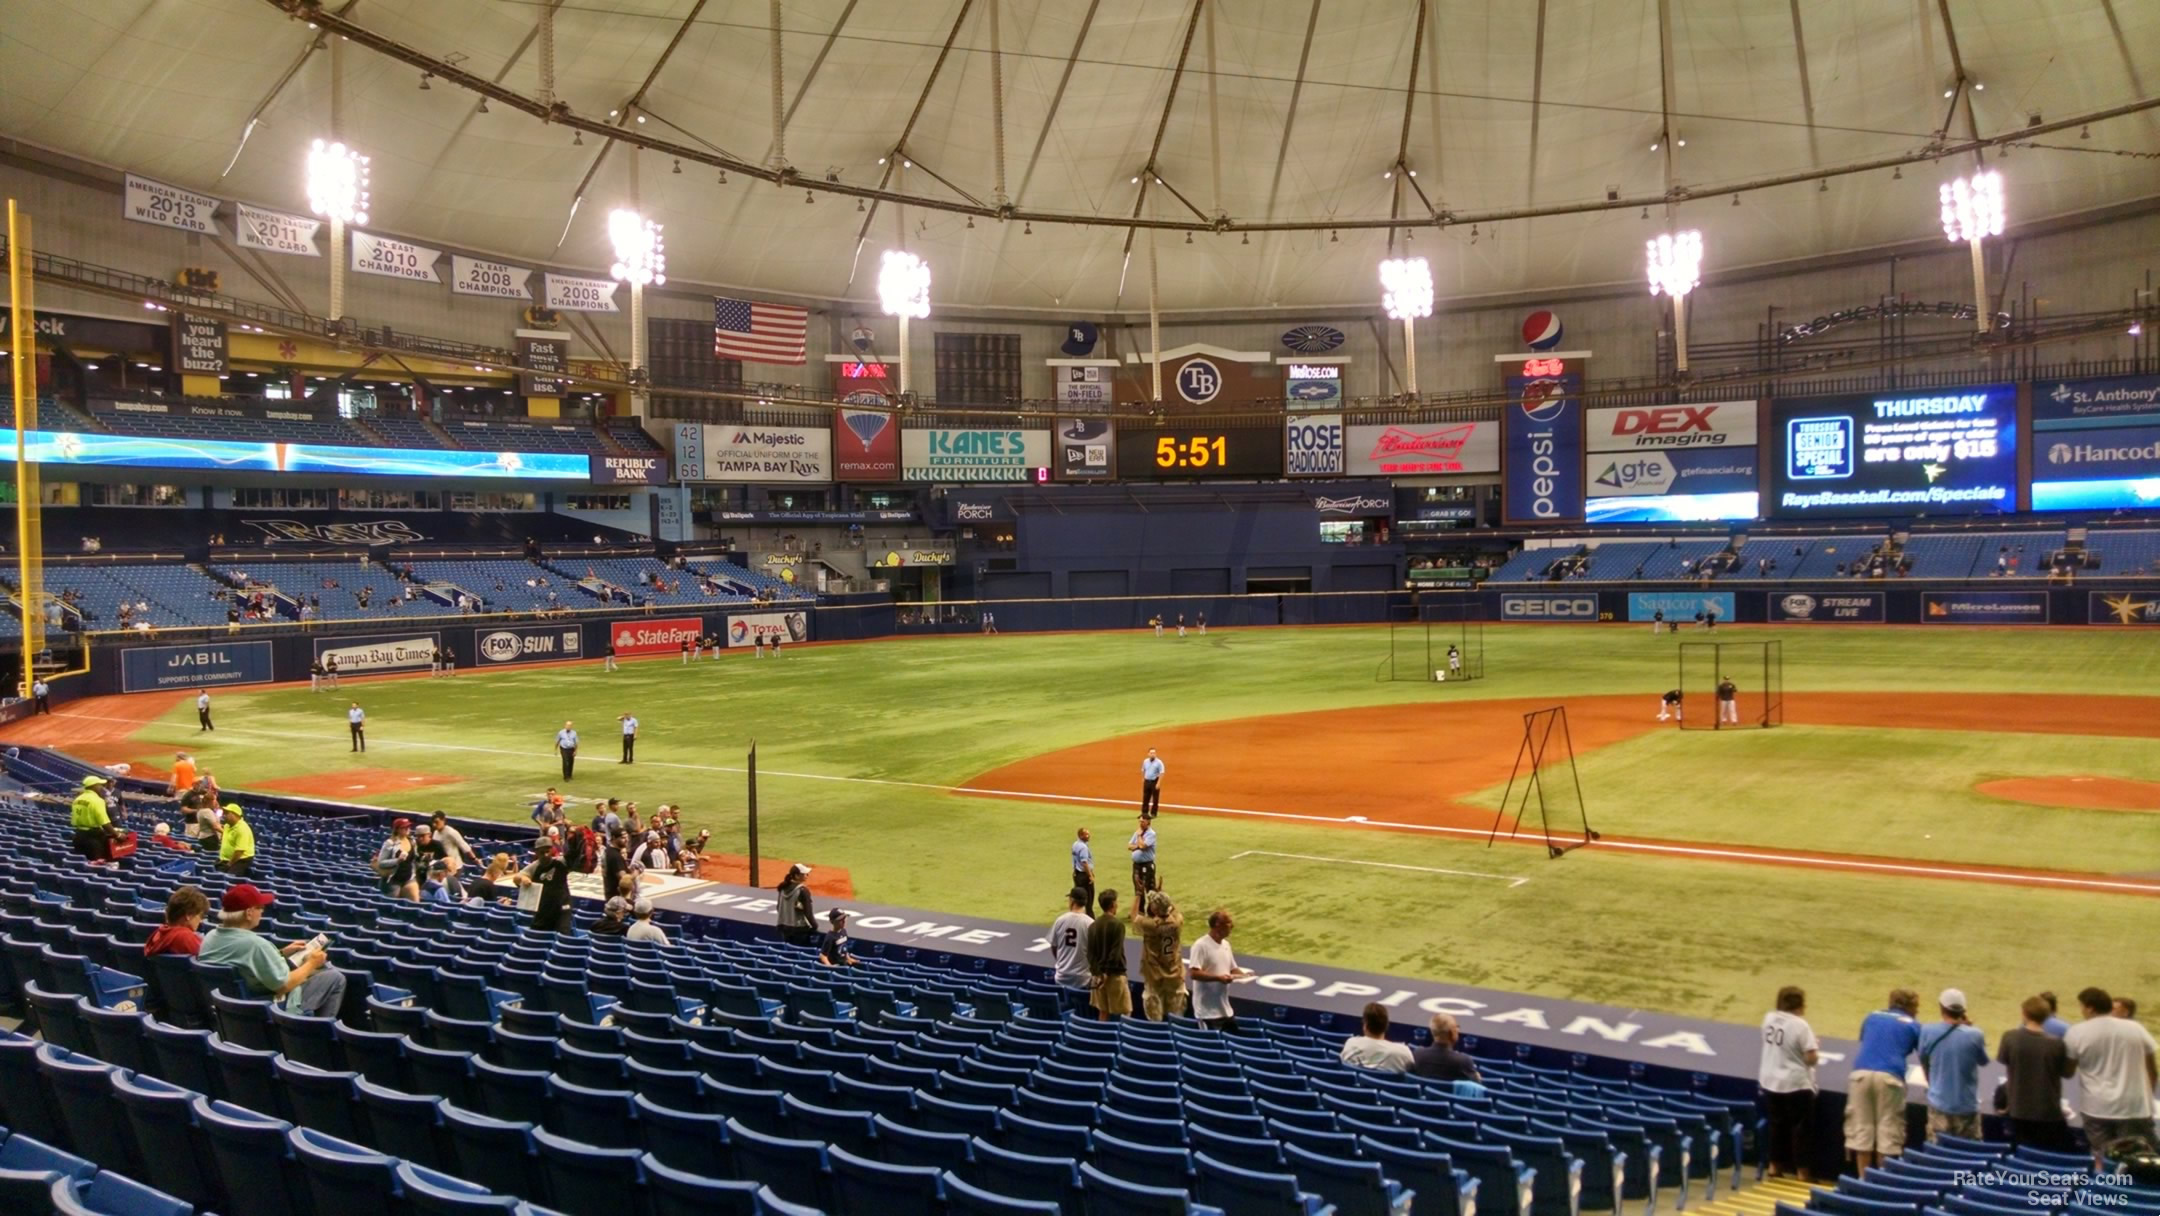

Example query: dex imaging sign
[1586,401,1757,452]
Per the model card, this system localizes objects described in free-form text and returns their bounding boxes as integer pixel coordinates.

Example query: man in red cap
[197,883,346,1016]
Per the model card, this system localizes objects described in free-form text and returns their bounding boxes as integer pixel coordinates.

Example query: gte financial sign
[1586,401,1758,452]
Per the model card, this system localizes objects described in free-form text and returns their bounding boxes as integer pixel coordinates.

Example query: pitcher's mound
[1976,776,2160,813]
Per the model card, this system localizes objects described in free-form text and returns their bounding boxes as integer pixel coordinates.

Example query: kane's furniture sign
[473,624,584,665]
[1768,592,1884,623]
[903,429,1050,482]
[314,633,443,675]
[727,611,810,647]
[610,617,704,656]
[691,424,833,482]
[1499,594,1602,621]
[1922,591,2048,624]
[120,641,274,693]
[1346,421,1500,476]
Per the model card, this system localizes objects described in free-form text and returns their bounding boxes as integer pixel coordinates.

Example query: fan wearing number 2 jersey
[1049,887,1097,1001]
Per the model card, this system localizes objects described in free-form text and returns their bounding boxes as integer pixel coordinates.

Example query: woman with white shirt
[1760,985,1822,1180]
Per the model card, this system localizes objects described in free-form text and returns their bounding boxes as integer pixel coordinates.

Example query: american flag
[713,296,808,365]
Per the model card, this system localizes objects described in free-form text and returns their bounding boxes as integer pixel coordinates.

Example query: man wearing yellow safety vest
[218,803,256,878]
[70,775,117,862]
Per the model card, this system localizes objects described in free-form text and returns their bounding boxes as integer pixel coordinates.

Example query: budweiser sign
[609,617,704,656]
[1347,421,1499,475]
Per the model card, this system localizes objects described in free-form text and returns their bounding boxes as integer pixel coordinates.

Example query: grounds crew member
[219,803,256,877]
[71,775,117,861]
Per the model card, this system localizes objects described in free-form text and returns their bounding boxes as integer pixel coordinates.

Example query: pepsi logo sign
[1522,310,1564,351]
[1519,380,1570,422]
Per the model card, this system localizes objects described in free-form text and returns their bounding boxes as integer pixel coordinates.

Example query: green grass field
[92,623,2160,1036]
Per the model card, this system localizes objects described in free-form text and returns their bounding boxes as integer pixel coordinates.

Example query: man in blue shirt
[1140,749,1165,819]
[1845,988,1922,1170]
[1070,828,1095,913]
[1127,816,1157,900]
[555,721,579,780]
[1917,988,1990,1142]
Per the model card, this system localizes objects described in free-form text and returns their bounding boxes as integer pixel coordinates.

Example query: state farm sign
[609,617,704,656]
[1586,401,1757,453]
[1346,420,1499,476]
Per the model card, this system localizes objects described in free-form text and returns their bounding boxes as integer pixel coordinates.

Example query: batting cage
[1678,639,1784,730]
[1378,593,1486,684]
[1488,706,1597,857]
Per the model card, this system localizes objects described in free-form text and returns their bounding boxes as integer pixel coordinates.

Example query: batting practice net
[1488,706,1597,857]
[1378,593,1486,683]
[1678,640,1784,730]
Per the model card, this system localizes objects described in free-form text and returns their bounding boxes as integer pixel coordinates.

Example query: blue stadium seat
[353,1076,451,1170]
[0,1033,69,1143]
[531,1126,645,1216]
[706,1080,791,1136]
[1487,1129,1585,1216]
[1283,1141,1416,1216]
[831,1143,946,1214]
[1189,1123,1286,1173]
[488,1029,560,1073]
[1192,1152,1334,1215]
[144,958,210,1029]
[1428,1135,1536,1216]
[108,1071,220,1211]
[782,1093,878,1156]
[754,1186,826,1216]
[365,995,429,1039]
[470,1057,550,1120]
[725,1118,833,1211]
[208,1035,282,1119]
[0,1132,98,1214]
[439,1102,543,1204]
[46,1172,191,1216]
[542,1076,640,1146]
[641,1153,761,1216]
[632,1093,727,1172]
[209,990,277,1051]
[916,1091,1003,1137]
[265,1007,340,1070]
[1079,1161,1226,1216]
[287,1125,402,1216]
[393,1162,523,1215]
[25,984,93,1052]
[942,1172,1065,1216]
[1358,1135,1481,1216]
[402,1042,473,1104]
[192,1096,312,1216]
[1091,1128,1194,1191]
[38,1046,137,1175]
[424,1010,497,1057]
[77,1006,152,1077]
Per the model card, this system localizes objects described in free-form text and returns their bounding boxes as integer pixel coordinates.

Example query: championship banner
[726,611,810,647]
[1284,415,1345,477]
[696,424,833,482]
[120,641,273,693]
[2090,591,2160,626]
[1346,420,1500,476]
[234,203,320,256]
[1769,592,1885,623]
[609,617,704,656]
[833,409,900,482]
[544,273,619,313]
[1501,356,1584,524]
[172,314,228,376]
[1053,366,1112,408]
[1586,401,1758,453]
[313,632,442,675]
[902,428,1050,482]
[515,330,570,396]
[1054,417,1115,481]
[472,623,584,665]
[123,173,216,234]
[1921,592,2048,625]
[350,232,443,283]
[453,255,533,301]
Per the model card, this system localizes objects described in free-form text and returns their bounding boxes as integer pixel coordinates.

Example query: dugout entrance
[1378,594,1485,683]
[1678,640,1784,730]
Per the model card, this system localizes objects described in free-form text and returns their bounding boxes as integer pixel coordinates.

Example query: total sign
[1587,401,1758,452]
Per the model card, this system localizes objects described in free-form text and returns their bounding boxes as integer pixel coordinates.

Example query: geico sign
[1502,597,1599,618]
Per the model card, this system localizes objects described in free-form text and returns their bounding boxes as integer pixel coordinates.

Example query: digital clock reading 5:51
[1115,428,1285,479]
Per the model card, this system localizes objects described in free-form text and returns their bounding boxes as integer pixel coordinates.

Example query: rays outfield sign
[120,641,274,693]
[472,624,585,665]
[313,632,442,675]
[2090,592,2160,625]
[610,617,704,656]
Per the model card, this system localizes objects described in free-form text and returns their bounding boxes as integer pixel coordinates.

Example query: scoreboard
[1115,426,1284,479]
[1770,385,2017,517]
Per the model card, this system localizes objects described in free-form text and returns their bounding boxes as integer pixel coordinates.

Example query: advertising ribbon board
[902,429,1050,482]
[726,611,811,647]
[609,617,704,656]
[472,624,585,665]
[313,632,443,675]
[120,641,274,693]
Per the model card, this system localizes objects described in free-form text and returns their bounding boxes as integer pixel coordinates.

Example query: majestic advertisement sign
[1498,593,1602,621]
[591,454,668,485]
[1054,417,1115,481]
[1769,592,1886,623]
[690,424,833,482]
[833,409,901,482]
[234,204,320,256]
[2090,592,2160,626]
[172,314,228,376]
[123,174,216,234]
[314,633,443,675]
[609,617,704,656]
[350,231,443,283]
[453,255,534,301]
[727,611,810,647]
[1626,591,1736,623]
[903,429,1051,482]
[1586,401,1757,452]
[1921,591,2048,624]
[515,330,570,397]
[1,429,588,479]
[2031,376,2160,511]
[120,641,274,693]
[1345,421,1500,477]
[472,624,585,665]
[543,273,620,313]
[1284,415,1345,477]
[1053,366,1112,408]
[1502,358,1584,524]
[1770,386,2017,518]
